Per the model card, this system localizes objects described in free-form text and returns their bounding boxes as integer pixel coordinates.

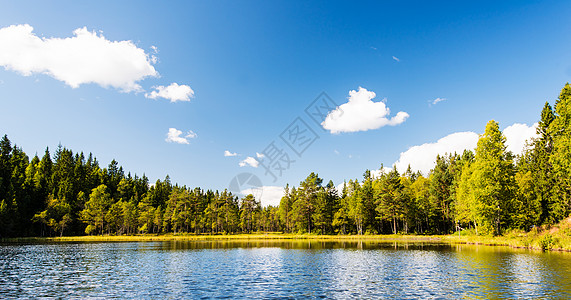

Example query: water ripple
[0,241,570,299]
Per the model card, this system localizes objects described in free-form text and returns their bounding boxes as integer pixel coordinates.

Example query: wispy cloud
[392,56,400,62]
[224,150,238,157]
[239,157,259,168]
[185,130,197,139]
[165,128,197,144]
[431,97,446,106]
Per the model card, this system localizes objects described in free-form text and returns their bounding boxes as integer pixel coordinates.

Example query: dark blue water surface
[1,240,570,299]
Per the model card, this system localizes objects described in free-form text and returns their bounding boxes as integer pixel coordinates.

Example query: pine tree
[293,172,322,234]
[240,194,260,233]
[375,167,405,234]
[429,155,455,233]
[278,184,294,233]
[0,135,12,205]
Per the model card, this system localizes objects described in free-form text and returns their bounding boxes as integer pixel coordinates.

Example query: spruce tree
[548,83,571,222]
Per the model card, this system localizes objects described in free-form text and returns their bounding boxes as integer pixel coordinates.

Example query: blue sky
[1,1,570,205]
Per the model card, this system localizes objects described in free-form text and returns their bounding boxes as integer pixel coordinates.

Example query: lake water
[1,240,570,299]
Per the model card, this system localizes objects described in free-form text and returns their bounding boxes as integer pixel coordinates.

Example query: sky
[1,0,570,206]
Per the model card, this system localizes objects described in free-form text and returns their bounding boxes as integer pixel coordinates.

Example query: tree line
[1,83,570,237]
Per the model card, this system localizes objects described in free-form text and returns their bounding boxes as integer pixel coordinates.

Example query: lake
[1,240,570,298]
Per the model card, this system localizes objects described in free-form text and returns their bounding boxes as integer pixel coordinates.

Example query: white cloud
[0,24,157,92]
[336,183,346,194]
[224,150,238,157]
[256,152,264,159]
[239,157,259,168]
[185,130,197,139]
[165,128,196,144]
[392,123,538,175]
[322,87,409,134]
[370,167,391,179]
[145,82,194,102]
[432,97,446,105]
[504,123,538,154]
[240,186,284,207]
[394,132,479,174]
[392,56,400,62]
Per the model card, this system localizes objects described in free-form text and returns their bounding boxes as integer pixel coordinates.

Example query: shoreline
[2,233,570,252]
[1,233,445,242]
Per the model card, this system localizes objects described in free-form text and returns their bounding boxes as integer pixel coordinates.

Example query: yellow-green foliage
[446,217,571,252]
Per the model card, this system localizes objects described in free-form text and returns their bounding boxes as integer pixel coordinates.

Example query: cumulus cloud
[165,128,197,144]
[322,87,409,134]
[394,132,479,174]
[431,97,446,105]
[224,150,238,157]
[392,123,538,175]
[0,24,157,92]
[504,123,538,154]
[239,157,259,168]
[240,186,284,207]
[145,82,194,102]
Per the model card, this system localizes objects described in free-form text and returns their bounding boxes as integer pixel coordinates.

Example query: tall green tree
[240,194,260,233]
[428,155,455,233]
[468,120,516,235]
[292,173,322,234]
[81,184,113,235]
[375,168,405,234]
[548,83,571,222]
[279,184,294,233]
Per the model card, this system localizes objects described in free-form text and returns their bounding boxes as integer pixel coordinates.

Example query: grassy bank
[444,218,571,252]
[4,218,571,252]
[2,233,445,243]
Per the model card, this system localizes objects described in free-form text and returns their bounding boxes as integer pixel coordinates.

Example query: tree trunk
[393,215,397,234]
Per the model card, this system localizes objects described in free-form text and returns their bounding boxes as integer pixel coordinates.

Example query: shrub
[539,234,555,251]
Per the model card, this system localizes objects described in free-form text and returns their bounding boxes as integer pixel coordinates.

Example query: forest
[1,83,570,238]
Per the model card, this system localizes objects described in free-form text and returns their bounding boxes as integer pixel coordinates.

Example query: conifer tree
[548,84,571,222]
